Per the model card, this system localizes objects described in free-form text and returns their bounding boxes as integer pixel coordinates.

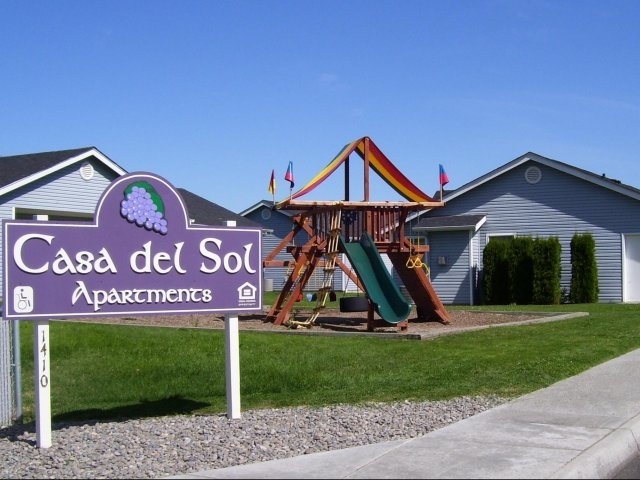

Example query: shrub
[482,236,562,305]
[509,236,534,304]
[570,233,599,303]
[482,240,511,305]
[532,236,562,304]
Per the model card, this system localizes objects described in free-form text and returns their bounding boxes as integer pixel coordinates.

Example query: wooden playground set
[263,136,451,332]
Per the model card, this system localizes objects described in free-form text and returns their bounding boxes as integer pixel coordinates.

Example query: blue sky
[2,1,638,213]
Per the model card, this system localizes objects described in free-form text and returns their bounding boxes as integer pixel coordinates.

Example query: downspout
[469,229,474,305]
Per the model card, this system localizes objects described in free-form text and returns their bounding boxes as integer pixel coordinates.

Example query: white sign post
[224,315,241,419]
[225,220,241,419]
[34,320,52,448]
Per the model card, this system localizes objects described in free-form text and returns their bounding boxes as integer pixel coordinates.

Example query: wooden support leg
[366,304,375,332]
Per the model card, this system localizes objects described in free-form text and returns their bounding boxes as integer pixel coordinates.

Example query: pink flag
[284,161,294,189]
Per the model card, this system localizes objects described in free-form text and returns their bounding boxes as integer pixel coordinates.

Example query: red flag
[439,164,449,187]
[268,169,276,195]
[284,161,294,189]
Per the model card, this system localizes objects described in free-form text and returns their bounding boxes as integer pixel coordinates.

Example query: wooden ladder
[287,209,342,328]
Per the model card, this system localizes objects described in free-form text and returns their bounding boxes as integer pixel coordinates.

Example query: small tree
[509,236,534,304]
[570,233,599,303]
[482,240,511,304]
[532,237,562,304]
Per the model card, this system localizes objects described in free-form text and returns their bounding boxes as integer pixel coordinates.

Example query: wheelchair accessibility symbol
[14,286,34,314]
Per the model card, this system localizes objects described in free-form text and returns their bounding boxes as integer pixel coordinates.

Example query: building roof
[408,151,640,223]
[448,151,640,203]
[0,147,128,196]
[240,199,300,218]
[177,189,264,229]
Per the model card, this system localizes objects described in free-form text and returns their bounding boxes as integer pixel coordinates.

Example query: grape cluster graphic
[120,182,168,234]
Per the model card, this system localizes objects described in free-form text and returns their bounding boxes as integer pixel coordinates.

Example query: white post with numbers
[34,320,52,448]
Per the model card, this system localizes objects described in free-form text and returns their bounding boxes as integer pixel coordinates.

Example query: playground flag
[439,164,450,187]
[268,169,276,196]
[284,161,295,189]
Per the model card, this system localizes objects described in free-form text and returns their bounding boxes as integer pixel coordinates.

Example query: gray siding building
[410,152,640,305]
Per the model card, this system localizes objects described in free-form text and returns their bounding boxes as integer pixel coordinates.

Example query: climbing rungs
[285,207,342,329]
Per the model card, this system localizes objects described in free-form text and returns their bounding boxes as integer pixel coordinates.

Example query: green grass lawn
[16,302,640,424]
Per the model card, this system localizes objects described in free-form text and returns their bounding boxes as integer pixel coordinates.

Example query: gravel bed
[0,395,509,479]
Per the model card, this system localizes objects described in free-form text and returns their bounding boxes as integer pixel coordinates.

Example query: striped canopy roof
[287,136,436,203]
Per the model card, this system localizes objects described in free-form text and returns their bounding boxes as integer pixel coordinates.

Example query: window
[14,209,92,222]
[486,233,516,243]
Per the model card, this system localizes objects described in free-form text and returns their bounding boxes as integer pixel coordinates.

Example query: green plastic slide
[339,232,411,324]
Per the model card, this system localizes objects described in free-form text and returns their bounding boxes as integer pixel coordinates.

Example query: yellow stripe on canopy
[290,138,361,199]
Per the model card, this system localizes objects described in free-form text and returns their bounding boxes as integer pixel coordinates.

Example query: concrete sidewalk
[168,348,640,479]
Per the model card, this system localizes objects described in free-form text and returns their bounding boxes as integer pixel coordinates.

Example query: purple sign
[2,172,262,320]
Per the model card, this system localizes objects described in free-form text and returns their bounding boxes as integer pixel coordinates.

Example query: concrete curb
[553,413,640,479]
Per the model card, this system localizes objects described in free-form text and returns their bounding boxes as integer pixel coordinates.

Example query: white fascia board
[414,215,487,233]
[0,148,127,197]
